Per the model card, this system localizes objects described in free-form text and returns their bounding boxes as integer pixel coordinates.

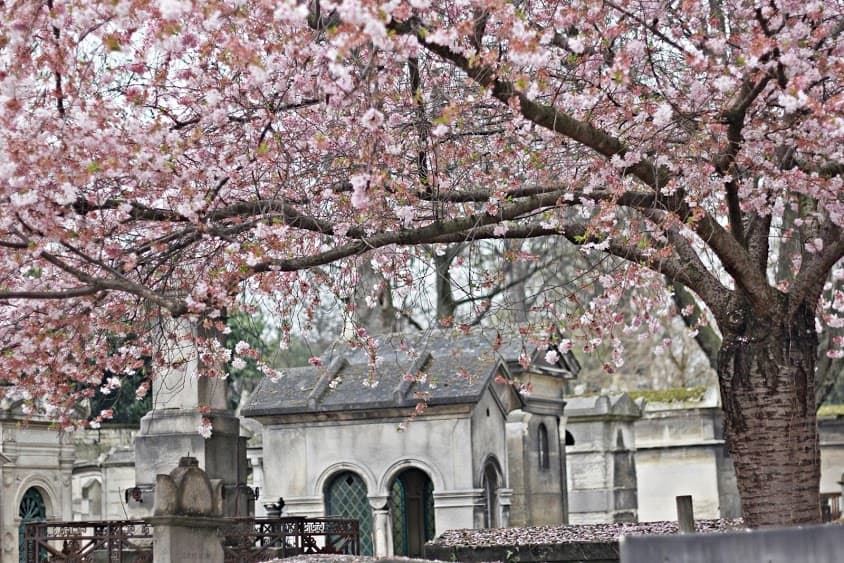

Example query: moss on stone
[818,404,844,417]
[628,386,707,404]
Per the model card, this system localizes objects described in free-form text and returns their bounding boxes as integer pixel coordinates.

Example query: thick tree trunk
[717,301,820,527]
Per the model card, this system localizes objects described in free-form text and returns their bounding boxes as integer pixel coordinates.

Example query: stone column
[131,318,253,518]
[369,496,390,556]
[147,456,226,563]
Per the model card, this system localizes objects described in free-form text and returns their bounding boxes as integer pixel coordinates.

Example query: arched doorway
[324,471,374,555]
[481,463,500,528]
[19,487,47,562]
[389,468,434,557]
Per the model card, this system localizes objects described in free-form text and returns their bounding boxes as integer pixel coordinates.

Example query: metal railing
[22,520,152,562]
[23,516,358,562]
[220,516,360,562]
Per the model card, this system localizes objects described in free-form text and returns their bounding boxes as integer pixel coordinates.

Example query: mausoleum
[0,398,75,562]
[242,331,579,557]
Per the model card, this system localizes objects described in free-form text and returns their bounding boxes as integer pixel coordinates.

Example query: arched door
[482,463,499,528]
[19,487,47,563]
[389,468,435,557]
[324,471,374,555]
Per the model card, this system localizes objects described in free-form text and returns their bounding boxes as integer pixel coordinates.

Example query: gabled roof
[523,346,580,379]
[243,331,534,418]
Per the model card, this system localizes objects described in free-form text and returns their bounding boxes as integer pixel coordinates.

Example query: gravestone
[148,456,226,563]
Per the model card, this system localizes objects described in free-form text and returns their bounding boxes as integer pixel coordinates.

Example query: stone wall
[255,390,512,556]
[634,389,741,521]
[564,394,641,524]
[260,406,482,532]
[819,416,844,495]
[620,523,844,563]
[507,409,567,526]
[424,519,742,563]
[72,446,138,520]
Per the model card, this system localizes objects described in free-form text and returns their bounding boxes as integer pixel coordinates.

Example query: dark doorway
[482,463,500,528]
[390,468,435,557]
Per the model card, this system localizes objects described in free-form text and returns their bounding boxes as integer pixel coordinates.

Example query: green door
[19,488,46,563]
[325,471,374,555]
[390,469,435,557]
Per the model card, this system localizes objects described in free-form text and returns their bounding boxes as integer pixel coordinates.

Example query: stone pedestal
[148,456,226,563]
[151,516,225,563]
[130,319,253,517]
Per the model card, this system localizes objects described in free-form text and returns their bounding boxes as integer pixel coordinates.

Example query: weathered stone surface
[424,541,619,562]
[150,515,226,563]
[633,395,741,521]
[620,523,844,563]
[130,319,252,520]
[153,474,178,516]
[149,456,227,563]
[269,557,451,563]
[0,403,75,562]
[565,394,640,523]
[425,520,743,563]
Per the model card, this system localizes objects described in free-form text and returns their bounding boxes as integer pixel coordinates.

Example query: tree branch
[0,286,99,300]
[400,21,776,318]
[671,281,721,371]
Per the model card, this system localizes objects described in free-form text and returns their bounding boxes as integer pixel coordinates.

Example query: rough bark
[716,296,820,527]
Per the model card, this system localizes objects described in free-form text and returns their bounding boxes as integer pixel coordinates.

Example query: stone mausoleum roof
[242,330,578,418]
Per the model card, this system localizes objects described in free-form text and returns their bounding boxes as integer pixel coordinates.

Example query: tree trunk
[717,300,820,527]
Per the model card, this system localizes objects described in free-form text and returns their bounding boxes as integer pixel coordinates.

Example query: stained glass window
[390,478,407,556]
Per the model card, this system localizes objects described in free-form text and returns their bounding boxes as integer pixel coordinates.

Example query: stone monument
[129,318,253,517]
[148,455,226,563]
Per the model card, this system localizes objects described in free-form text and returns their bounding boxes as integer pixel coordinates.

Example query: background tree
[225,309,312,409]
[1,0,842,526]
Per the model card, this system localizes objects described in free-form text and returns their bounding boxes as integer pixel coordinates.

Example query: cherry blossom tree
[1,0,843,526]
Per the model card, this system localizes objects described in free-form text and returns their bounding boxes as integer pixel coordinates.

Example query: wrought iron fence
[22,520,152,562]
[220,517,360,562]
[22,516,358,562]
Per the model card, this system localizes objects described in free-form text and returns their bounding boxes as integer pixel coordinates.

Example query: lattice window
[390,478,407,556]
[325,472,373,556]
[19,488,46,563]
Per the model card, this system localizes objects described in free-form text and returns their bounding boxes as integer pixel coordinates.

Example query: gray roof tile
[243,331,536,417]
